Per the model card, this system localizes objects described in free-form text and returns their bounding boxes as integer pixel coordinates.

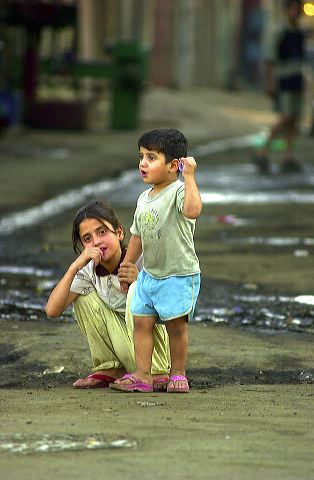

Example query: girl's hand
[118,262,138,287]
[179,157,197,177]
[71,247,103,272]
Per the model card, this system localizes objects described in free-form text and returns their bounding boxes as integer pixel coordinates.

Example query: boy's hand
[118,262,138,285]
[179,157,197,176]
[119,281,129,293]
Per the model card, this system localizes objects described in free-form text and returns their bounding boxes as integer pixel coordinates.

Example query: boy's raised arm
[181,157,202,219]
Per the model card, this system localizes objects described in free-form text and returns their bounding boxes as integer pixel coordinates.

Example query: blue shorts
[131,270,201,322]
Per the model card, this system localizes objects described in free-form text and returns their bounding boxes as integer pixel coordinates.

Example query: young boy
[110,128,202,393]
[254,0,307,174]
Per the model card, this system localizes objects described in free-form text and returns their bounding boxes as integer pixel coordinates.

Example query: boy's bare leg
[165,316,189,389]
[114,315,156,385]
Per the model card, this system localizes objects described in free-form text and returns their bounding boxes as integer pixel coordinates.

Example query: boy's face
[138,147,179,187]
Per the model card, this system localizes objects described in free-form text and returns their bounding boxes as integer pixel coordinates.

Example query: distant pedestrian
[254,0,307,174]
[45,200,170,390]
[110,128,202,394]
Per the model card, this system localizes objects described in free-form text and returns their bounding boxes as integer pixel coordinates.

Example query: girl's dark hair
[72,200,124,253]
[138,128,188,163]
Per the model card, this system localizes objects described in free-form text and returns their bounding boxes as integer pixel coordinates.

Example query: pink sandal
[153,375,170,392]
[73,373,116,389]
[109,373,153,393]
[167,375,190,393]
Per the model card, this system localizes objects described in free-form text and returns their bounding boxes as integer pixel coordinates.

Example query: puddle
[2,160,314,235]
[1,265,314,330]
[0,171,137,235]
[200,191,314,205]
[195,292,314,330]
[0,433,137,454]
[0,266,73,322]
[223,236,314,247]
[0,266,54,277]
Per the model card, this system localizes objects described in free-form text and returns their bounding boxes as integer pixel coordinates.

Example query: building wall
[74,0,285,89]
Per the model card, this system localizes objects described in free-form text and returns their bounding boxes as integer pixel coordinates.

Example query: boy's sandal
[167,375,190,393]
[73,373,117,389]
[109,373,153,393]
[153,375,170,392]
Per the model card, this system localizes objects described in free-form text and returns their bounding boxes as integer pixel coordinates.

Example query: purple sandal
[167,375,190,393]
[109,373,153,393]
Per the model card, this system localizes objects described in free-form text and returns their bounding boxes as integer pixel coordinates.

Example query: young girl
[45,200,170,390]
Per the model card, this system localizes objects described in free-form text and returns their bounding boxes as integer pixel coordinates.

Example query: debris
[43,366,64,374]
[136,402,164,407]
[293,249,309,257]
[0,434,137,454]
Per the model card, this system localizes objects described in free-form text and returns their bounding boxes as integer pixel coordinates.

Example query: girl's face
[79,217,124,264]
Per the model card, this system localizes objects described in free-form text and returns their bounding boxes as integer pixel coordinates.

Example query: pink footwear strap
[88,373,116,382]
[113,373,153,392]
[117,373,139,384]
[169,375,188,382]
[153,375,170,384]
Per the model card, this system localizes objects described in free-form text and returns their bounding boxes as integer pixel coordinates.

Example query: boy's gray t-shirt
[130,180,200,279]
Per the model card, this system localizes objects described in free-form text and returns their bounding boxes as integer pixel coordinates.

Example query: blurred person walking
[254,0,308,174]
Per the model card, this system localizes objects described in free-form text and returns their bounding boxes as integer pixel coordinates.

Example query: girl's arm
[45,266,79,317]
[180,157,202,219]
[45,247,103,317]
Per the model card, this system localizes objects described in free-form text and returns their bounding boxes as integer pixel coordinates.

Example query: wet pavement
[1,86,314,350]
[1,90,314,480]
[1,152,314,334]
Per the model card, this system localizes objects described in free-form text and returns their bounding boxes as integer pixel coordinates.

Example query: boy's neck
[150,178,178,196]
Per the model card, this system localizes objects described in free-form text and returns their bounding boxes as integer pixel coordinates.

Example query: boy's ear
[169,159,180,172]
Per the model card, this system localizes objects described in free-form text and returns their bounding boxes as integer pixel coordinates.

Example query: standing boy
[254,0,307,174]
[110,128,202,393]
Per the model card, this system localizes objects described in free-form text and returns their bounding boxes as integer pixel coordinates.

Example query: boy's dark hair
[72,200,124,253]
[138,128,188,163]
